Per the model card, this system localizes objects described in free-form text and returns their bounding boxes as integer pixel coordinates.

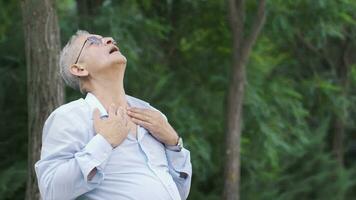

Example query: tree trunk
[332,37,352,166]
[224,59,246,200]
[21,0,64,199]
[296,30,354,167]
[223,1,266,199]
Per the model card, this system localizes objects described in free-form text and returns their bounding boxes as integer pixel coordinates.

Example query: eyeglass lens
[87,36,103,45]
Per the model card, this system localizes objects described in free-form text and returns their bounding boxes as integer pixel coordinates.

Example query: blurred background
[1,0,356,199]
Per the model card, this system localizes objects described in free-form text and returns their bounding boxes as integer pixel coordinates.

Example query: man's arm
[35,112,113,200]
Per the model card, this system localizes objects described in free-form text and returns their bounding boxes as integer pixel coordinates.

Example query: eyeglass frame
[74,36,117,65]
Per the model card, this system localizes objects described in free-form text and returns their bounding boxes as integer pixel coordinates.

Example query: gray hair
[59,30,89,94]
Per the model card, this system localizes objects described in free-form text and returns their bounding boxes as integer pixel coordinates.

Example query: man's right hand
[93,103,129,148]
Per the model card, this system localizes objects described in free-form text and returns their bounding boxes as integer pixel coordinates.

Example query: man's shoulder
[41,98,90,143]
[47,97,88,121]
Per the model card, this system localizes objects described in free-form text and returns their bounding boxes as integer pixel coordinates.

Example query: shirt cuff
[165,148,191,179]
[85,134,113,168]
[76,134,113,183]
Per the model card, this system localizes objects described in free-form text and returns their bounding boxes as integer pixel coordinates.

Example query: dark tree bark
[21,0,64,199]
[332,35,352,165]
[223,1,266,200]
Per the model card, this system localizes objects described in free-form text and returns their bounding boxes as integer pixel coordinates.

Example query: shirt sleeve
[34,112,113,200]
[165,148,192,200]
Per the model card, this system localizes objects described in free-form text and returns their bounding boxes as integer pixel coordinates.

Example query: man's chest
[103,126,169,174]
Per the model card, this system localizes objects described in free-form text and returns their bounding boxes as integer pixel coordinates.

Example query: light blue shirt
[34,92,192,200]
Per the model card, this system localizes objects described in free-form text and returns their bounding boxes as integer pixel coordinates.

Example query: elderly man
[34,30,192,200]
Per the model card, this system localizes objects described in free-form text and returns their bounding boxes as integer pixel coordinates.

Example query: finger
[108,103,116,117]
[122,109,129,126]
[127,110,151,123]
[116,107,121,118]
[116,107,125,121]
[119,107,128,126]
[127,107,152,116]
[118,106,125,118]
[124,114,128,126]
[93,108,100,122]
[115,107,127,125]
[131,117,152,128]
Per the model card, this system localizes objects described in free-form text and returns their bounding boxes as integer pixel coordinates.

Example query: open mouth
[109,46,119,54]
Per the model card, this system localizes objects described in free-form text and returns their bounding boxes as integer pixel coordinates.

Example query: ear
[70,64,89,77]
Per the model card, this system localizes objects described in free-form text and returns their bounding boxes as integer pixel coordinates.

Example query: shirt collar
[84,92,152,141]
[84,92,108,119]
[84,92,151,119]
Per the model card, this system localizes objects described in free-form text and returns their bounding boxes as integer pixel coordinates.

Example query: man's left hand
[126,107,179,145]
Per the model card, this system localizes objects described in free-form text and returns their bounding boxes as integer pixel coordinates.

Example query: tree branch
[241,0,266,64]
[342,33,352,68]
[296,31,334,69]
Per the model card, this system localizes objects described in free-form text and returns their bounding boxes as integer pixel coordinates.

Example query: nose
[103,37,115,45]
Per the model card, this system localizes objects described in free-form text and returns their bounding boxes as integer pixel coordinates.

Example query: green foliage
[0,0,27,199]
[1,0,356,199]
[0,161,27,200]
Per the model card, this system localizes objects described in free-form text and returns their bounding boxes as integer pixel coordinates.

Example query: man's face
[73,33,127,79]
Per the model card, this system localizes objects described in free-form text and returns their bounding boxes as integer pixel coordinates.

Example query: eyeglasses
[74,36,117,64]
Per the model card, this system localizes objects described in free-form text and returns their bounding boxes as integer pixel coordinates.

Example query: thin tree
[223,0,266,199]
[21,0,63,199]
[296,29,354,166]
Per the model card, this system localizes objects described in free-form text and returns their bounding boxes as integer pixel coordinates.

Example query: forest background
[0,0,356,199]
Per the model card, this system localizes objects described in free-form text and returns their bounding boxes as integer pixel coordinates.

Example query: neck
[88,78,128,112]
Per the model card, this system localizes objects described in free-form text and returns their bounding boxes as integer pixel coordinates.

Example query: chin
[113,54,127,65]
[119,55,127,64]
